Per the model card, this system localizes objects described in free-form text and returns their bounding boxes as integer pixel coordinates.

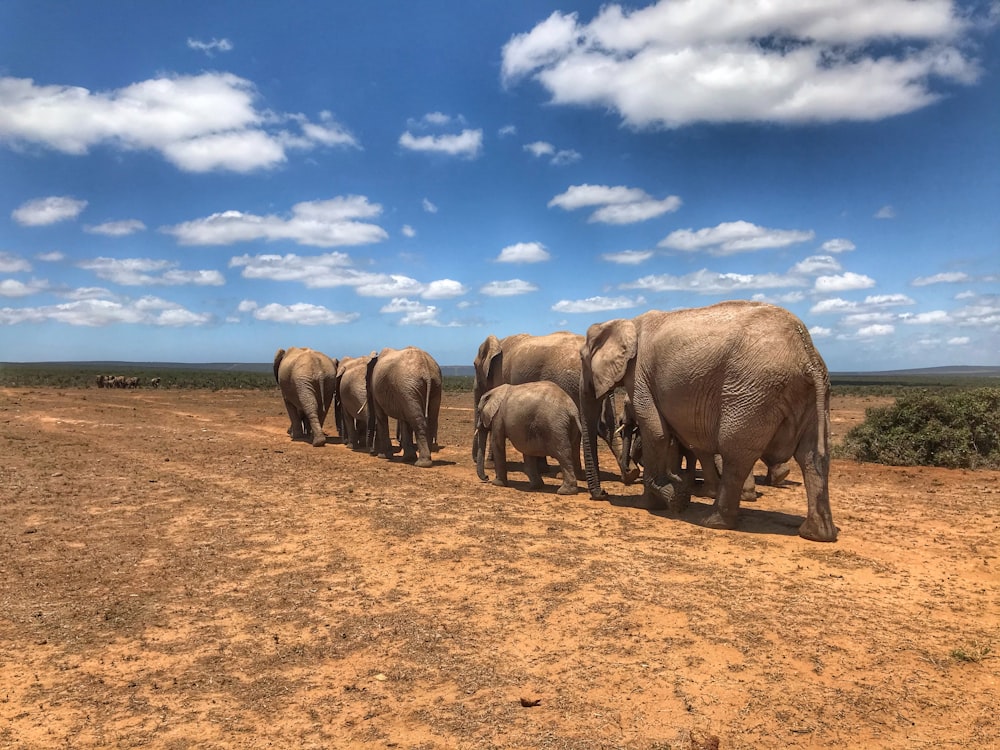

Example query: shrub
[836,388,1000,469]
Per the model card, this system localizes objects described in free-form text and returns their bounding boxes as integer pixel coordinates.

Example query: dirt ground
[1,386,997,749]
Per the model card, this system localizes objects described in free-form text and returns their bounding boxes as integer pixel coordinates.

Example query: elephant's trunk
[474,425,489,482]
[579,376,606,499]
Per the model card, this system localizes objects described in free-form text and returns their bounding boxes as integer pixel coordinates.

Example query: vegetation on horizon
[836,387,1000,470]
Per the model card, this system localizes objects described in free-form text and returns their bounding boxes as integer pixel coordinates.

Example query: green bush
[837,388,1000,469]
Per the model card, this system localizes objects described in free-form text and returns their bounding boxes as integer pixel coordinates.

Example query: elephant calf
[475,381,581,495]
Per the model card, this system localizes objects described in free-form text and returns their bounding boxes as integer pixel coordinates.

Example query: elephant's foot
[798,516,838,543]
[645,474,690,512]
[703,510,738,530]
[311,434,327,447]
[766,462,791,486]
[622,467,641,486]
[491,478,507,488]
[556,483,578,495]
[414,457,433,468]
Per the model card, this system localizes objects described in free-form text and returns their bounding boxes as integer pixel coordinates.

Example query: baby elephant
[475,381,581,495]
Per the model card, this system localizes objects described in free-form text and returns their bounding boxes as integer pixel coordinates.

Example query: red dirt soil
[1,387,997,749]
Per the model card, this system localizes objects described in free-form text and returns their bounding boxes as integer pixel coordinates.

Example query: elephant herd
[274,300,838,543]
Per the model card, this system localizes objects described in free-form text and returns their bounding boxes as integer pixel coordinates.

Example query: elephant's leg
[741,467,757,502]
[794,443,837,542]
[524,455,545,490]
[554,451,579,495]
[491,435,509,487]
[306,409,326,447]
[284,401,305,440]
[408,415,433,468]
[375,412,392,458]
[399,420,418,462]
[765,460,791,486]
[643,431,690,512]
[704,454,755,530]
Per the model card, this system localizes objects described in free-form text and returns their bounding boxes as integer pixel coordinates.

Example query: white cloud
[524,140,581,165]
[821,238,856,253]
[623,268,805,294]
[12,196,87,226]
[36,251,64,262]
[502,2,978,128]
[355,274,425,298]
[948,336,970,345]
[379,297,450,326]
[602,249,653,265]
[550,148,581,166]
[551,295,645,313]
[423,279,467,299]
[912,271,971,286]
[163,196,387,247]
[0,278,48,297]
[792,255,841,276]
[422,198,438,214]
[480,279,539,297]
[84,219,147,236]
[660,220,814,255]
[874,205,897,219]
[856,324,895,337]
[399,129,483,158]
[0,73,357,173]
[77,257,224,286]
[550,183,680,224]
[187,37,233,55]
[496,242,551,263]
[525,141,555,157]
[401,225,416,238]
[809,326,833,338]
[0,251,31,273]
[241,301,358,325]
[810,294,914,314]
[499,124,517,137]
[814,272,876,292]
[901,310,952,324]
[0,295,211,327]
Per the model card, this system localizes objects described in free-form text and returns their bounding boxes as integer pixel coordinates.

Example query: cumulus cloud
[856,324,895,337]
[810,294,915,314]
[821,238,856,253]
[379,297,454,326]
[0,295,211,327]
[238,300,358,325]
[551,295,645,313]
[912,271,971,286]
[163,196,387,247]
[813,272,876,293]
[422,279,468,299]
[495,242,551,263]
[502,2,980,128]
[0,278,49,297]
[659,220,814,255]
[187,37,233,55]
[622,268,806,294]
[77,257,225,286]
[0,251,32,273]
[84,219,147,236]
[399,129,483,158]
[524,140,581,165]
[602,249,654,265]
[12,196,87,226]
[549,183,680,224]
[401,225,416,238]
[0,73,358,173]
[480,279,539,297]
[901,310,953,324]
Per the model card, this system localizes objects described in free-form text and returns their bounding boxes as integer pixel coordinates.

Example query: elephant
[579,300,837,542]
[273,346,338,447]
[472,331,622,472]
[334,355,371,451]
[366,346,442,467]
[475,382,582,495]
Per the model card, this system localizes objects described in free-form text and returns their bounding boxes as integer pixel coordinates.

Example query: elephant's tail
[811,360,830,464]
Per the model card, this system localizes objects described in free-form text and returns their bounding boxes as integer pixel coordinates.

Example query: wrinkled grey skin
[475,382,582,495]
[472,331,621,471]
[334,355,371,451]
[366,346,442,468]
[579,301,836,542]
[273,347,338,447]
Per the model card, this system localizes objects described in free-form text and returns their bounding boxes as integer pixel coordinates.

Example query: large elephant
[273,347,338,447]
[472,331,621,469]
[366,346,442,468]
[579,301,837,542]
[475,382,582,495]
[334,355,371,451]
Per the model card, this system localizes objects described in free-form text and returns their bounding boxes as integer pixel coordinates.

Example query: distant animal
[150,377,161,388]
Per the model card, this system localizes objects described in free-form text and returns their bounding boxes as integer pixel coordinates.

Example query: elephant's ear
[475,335,502,387]
[478,386,507,429]
[273,348,286,384]
[583,319,637,399]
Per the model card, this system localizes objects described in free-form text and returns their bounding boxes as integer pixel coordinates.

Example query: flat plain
[1,386,997,749]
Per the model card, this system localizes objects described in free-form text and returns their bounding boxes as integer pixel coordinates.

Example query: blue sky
[1,1,997,370]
